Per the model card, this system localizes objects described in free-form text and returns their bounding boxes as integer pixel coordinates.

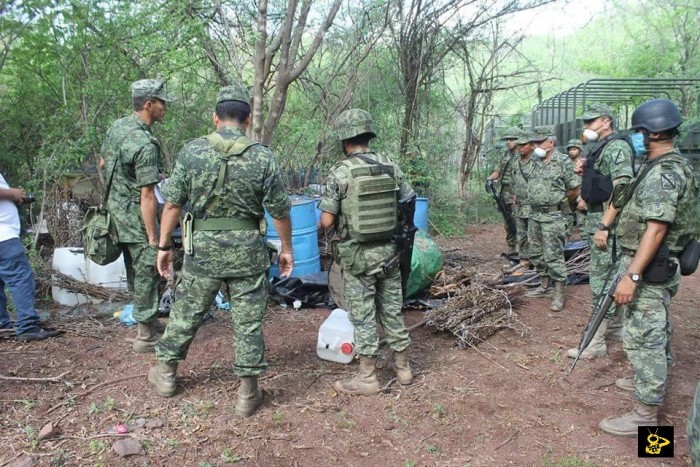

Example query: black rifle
[381,193,418,298]
[486,181,517,243]
[568,271,622,373]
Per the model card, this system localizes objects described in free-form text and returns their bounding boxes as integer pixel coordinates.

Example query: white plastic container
[52,247,91,306]
[87,254,128,289]
[317,308,356,364]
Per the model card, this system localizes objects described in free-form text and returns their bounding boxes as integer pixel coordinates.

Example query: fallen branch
[46,373,147,414]
[0,371,69,383]
[495,429,520,450]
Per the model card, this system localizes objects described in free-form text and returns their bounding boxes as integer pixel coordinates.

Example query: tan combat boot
[526,276,553,298]
[394,350,413,385]
[599,403,658,437]
[615,377,635,393]
[334,356,381,395]
[566,319,608,359]
[235,376,263,417]
[148,362,178,397]
[133,322,160,353]
[550,281,565,312]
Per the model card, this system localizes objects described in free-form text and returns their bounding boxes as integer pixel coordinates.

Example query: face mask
[532,147,547,159]
[582,128,599,142]
[630,132,647,158]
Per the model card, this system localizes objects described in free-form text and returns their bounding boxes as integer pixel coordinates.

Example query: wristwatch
[628,272,641,283]
[597,223,609,231]
[157,245,173,251]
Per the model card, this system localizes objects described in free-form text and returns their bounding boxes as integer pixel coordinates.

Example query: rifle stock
[568,272,622,373]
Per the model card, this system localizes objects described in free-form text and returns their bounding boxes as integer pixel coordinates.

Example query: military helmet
[500,126,521,140]
[335,109,377,141]
[566,139,583,150]
[631,99,683,133]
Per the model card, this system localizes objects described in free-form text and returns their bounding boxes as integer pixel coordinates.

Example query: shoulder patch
[661,172,677,190]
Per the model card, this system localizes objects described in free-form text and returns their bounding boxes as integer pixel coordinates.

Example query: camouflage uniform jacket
[498,149,517,196]
[511,157,535,219]
[528,155,580,222]
[319,150,413,273]
[583,137,633,234]
[102,113,161,243]
[617,149,694,254]
[162,126,290,277]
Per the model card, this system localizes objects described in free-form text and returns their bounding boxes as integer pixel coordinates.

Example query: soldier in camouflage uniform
[486,127,520,253]
[148,85,293,418]
[102,79,173,353]
[525,126,580,312]
[512,131,535,267]
[599,99,695,437]
[319,109,413,395]
[689,381,700,465]
[561,139,584,239]
[566,104,633,362]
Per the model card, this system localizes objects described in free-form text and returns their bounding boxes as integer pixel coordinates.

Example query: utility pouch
[335,239,367,275]
[182,212,194,256]
[679,238,700,276]
[581,169,613,204]
[643,244,677,283]
[259,217,268,236]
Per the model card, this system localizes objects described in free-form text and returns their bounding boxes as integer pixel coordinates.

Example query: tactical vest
[617,152,699,253]
[337,152,399,242]
[581,136,633,204]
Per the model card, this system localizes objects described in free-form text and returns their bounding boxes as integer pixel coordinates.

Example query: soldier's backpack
[663,154,700,275]
[337,151,399,242]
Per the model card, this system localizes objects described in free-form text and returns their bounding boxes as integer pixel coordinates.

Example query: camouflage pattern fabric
[582,138,632,319]
[341,263,410,356]
[122,243,160,323]
[102,113,162,243]
[216,84,249,104]
[527,156,580,282]
[554,152,576,237]
[616,253,678,406]
[156,271,268,376]
[334,109,376,141]
[319,149,413,357]
[515,216,529,260]
[131,79,174,101]
[498,149,517,248]
[162,126,290,277]
[688,380,700,466]
[580,103,614,121]
[616,150,691,254]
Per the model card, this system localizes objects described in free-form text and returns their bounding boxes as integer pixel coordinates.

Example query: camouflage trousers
[617,254,678,406]
[342,264,410,357]
[688,380,700,466]
[588,233,621,321]
[156,270,268,377]
[515,216,529,260]
[122,243,159,323]
[527,213,566,282]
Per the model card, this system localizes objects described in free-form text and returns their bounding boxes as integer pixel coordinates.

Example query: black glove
[485,179,494,193]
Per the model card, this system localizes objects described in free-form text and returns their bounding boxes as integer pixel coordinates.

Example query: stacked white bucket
[52,248,128,306]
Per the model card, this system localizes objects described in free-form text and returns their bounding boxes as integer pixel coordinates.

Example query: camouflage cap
[335,109,377,141]
[580,103,613,121]
[530,125,555,142]
[131,79,174,102]
[515,130,532,145]
[216,84,250,105]
[500,126,521,140]
[566,139,583,150]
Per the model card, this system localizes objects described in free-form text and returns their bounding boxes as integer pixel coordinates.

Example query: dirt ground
[1,225,698,466]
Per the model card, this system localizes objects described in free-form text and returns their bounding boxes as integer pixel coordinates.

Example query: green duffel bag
[405,230,443,299]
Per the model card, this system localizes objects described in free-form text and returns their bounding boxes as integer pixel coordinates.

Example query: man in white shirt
[0,172,60,340]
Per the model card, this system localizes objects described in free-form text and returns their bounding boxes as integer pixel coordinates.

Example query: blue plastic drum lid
[265,196,321,278]
[414,197,429,232]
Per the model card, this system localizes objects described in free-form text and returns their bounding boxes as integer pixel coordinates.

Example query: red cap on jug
[340,343,354,355]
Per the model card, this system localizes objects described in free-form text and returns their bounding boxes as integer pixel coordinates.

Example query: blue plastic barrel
[414,197,429,232]
[265,196,321,278]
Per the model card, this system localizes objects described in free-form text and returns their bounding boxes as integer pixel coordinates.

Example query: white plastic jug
[317,308,356,364]
[87,254,127,289]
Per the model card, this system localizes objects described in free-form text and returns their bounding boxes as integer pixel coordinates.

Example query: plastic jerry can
[317,308,356,364]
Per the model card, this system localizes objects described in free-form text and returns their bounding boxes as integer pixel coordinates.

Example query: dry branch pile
[41,271,130,303]
[425,249,524,348]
